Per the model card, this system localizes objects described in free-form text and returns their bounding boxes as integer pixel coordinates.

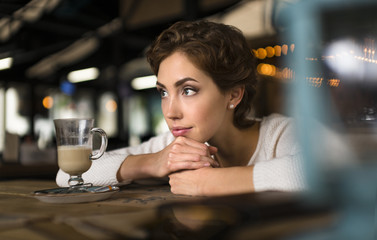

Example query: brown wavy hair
[146,20,258,129]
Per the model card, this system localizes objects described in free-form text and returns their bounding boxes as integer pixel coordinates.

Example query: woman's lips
[171,127,192,137]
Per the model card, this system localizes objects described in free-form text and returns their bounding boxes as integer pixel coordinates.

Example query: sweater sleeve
[253,154,306,191]
[252,114,307,192]
[56,132,175,187]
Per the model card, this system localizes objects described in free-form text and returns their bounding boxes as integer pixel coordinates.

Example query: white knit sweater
[56,113,306,192]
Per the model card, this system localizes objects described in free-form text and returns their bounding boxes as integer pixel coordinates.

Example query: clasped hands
[155,136,219,196]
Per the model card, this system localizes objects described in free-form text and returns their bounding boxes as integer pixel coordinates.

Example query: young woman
[56,20,305,196]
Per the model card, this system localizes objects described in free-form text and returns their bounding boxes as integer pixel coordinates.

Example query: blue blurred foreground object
[282,0,377,239]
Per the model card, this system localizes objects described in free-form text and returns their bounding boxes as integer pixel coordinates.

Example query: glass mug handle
[90,128,108,160]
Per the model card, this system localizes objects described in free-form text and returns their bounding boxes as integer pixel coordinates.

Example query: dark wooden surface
[0,180,335,240]
[0,180,199,239]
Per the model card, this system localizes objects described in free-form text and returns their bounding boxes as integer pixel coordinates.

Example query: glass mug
[54,118,108,189]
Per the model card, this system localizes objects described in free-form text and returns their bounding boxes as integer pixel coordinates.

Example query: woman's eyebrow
[156,78,198,89]
[174,78,198,87]
[156,81,165,88]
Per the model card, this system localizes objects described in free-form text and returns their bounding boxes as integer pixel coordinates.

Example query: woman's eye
[183,88,196,96]
[157,89,168,98]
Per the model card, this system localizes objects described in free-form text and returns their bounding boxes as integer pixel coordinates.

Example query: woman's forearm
[116,153,161,183]
[201,166,255,196]
[169,166,255,196]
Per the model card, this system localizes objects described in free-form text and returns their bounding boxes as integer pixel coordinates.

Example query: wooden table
[0,180,335,240]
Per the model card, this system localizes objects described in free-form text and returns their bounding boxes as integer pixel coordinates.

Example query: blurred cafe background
[0,0,377,217]
[0,0,293,177]
[1,0,377,239]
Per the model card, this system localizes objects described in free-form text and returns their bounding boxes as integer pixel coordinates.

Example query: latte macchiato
[58,145,92,175]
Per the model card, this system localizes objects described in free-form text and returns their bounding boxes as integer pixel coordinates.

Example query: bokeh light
[105,99,117,112]
[42,96,53,109]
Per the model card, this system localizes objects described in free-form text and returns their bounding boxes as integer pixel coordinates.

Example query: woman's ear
[228,86,245,109]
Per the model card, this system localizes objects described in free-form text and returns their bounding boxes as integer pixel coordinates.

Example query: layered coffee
[58,145,92,175]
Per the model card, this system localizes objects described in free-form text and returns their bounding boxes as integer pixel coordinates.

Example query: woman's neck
[209,121,260,167]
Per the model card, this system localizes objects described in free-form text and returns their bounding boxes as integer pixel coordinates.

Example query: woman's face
[156,51,232,143]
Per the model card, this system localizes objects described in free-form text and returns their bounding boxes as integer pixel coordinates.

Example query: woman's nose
[165,99,182,120]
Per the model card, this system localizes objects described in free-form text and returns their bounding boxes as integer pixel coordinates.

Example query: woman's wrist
[200,166,254,196]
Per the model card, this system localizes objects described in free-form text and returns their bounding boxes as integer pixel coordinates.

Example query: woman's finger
[173,137,208,155]
[167,160,210,172]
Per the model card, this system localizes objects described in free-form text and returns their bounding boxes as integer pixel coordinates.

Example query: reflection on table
[0,180,334,240]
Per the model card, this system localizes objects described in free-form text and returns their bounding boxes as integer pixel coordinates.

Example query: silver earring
[229,104,235,109]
